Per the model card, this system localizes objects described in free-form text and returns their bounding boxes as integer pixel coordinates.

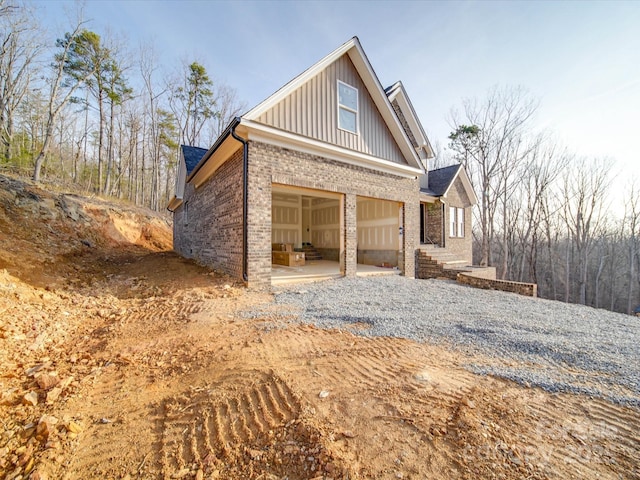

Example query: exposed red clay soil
[0,174,638,480]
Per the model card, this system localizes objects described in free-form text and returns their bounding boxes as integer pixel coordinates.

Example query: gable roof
[422,163,478,205]
[385,81,434,161]
[241,37,424,175]
[425,164,461,196]
[181,145,208,176]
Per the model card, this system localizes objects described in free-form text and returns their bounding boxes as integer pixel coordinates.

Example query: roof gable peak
[243,37,422,171]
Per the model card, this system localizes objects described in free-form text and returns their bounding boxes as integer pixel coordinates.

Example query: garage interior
[271,186,401,284]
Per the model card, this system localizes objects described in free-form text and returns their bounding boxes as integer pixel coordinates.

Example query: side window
[449,206,456,237]
[457,207,464,237]
[184,201,189,225]
[337,81,358,134]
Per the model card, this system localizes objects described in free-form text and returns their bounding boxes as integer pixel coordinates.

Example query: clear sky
[38,0,639,184]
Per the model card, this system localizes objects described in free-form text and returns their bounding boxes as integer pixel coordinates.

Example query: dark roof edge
[186,117,241,183]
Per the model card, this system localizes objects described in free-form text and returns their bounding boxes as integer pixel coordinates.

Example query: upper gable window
[337,81,358,134]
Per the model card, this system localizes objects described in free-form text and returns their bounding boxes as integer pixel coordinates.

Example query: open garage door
[356,197,402,271]
[271,185,343,284]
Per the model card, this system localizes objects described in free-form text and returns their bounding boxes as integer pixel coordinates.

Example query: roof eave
[243,119,423,179]
[440,164,478,206]
[186,117,241,184]
[386,81,434,159]
[244,37,423,172]
[167,196,183,212]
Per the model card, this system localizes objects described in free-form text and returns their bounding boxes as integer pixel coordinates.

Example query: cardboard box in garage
[272,243,293,252]
[272,251,305,266]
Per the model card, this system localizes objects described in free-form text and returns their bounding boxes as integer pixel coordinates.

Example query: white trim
[244,38,358,120]
[242,119,423,178]
[441,164,478,205]
[386,81,434,159]
[243,37,423,172]
[419,192,438,203]
[449,206,456,238]
[457,207,464,238]
[167,196,183,211]
[189,135,242,188]
[337,80,359,134]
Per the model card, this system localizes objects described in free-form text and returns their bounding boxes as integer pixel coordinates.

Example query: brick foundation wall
[248,141,419,288]
[173,149,244,278]
[443,179,473,264]
[457,273,538,297]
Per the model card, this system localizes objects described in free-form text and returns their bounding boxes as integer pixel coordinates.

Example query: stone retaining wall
[457,273,537,297]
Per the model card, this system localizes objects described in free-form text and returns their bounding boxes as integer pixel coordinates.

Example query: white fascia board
[167,196,183,212]
[243,119,423,179]
[419,192,438,203]
[244,38,358,120]
[458,168,479,205]
[243,37,423,172]
[441,165,478,206]
[175,158,187,200]
[189,136,242,188]
[387,82,434,159]
[346,44,423,171]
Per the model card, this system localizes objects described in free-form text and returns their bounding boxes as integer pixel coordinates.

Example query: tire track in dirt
[156,371,340,479]
[158,372,299,470]
[532,397,640,479]
[118,300,203,326]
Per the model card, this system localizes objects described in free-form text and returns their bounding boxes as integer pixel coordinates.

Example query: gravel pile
[244,276,640,407]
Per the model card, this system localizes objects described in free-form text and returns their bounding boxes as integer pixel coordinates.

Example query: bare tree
[560,157,612,305]
[210,82,245,138]
[0,1,41,161]
[515,136,571,283]
[623,178,639,314]
[448,85,539,267]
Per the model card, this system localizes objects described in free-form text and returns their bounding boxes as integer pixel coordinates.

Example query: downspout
[230,118,249,283]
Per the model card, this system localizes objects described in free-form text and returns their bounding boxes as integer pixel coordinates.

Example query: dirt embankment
[0,174,638,480]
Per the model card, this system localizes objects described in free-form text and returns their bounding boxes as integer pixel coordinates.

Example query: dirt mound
[0,174,171,288]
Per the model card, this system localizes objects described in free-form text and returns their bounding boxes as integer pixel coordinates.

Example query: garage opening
[356,196,403,274]
[271,185,343,284]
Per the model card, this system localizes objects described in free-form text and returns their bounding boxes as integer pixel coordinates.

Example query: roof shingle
[423,164,462,197]
[181,145,208,176]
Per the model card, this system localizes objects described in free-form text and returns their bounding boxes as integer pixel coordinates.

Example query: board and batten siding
[256,55,407,165]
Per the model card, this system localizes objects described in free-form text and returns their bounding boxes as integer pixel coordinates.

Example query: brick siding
[172,140,420,288]
[172,149,244,279]
[442,178,473,264]
[457,273,538,297]
[248,141,419,288]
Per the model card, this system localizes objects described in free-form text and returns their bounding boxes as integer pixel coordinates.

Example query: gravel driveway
[246,276,640,407]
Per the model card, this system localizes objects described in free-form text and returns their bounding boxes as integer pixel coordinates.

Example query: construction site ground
[0,174,638,480]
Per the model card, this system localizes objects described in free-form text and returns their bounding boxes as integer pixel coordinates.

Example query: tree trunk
[97,89,105,193]
[32,121,55,181]
[105,99,115,195]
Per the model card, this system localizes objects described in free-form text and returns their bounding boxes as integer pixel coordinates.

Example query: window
[338,81,358,133]
[457,207,464,237]
[184,201,189,225]
[449,207,465,238]
[449,207,456,237]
